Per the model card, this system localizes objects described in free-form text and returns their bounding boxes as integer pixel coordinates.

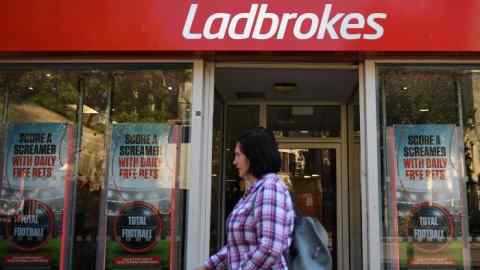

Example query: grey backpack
[286,215,333,270]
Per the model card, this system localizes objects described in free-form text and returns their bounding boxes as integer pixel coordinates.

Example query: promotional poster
[387,125,470,269]
[105,124,180,270]
[0,123,73,269]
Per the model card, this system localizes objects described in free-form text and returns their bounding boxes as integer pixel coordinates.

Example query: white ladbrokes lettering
[183,3,387,40]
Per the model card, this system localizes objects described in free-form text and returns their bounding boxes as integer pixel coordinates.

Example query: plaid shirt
[205,173,295,270]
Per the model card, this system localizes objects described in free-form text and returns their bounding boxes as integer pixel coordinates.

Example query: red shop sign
[2,0,480,52]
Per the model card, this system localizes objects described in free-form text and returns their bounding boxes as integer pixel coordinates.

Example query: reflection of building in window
[295,150,305,176]
[464,71,480,239]
[465,72,480,183]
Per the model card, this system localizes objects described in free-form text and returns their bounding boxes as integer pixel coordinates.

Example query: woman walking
[198,127,295,270]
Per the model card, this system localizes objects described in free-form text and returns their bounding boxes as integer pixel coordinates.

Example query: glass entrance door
[279,143,342,270]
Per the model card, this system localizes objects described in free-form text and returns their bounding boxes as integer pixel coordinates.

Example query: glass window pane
[279,147,338,268]
[224,106,259,216]
[0,74,7,122]
[74,71,110,269]
[7,70,78,123]
[111,70,191,124]
[353,105,360,135]
[0,69,78,270]
[106,67,192,270]
[381,68,459,125]
[379,65,480,270]
[267,105,341,138]
[210,93,225,254]
[0,65,194,270]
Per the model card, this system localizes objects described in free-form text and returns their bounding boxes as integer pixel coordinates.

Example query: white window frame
[186,59,215,270]
[361,60,382,270]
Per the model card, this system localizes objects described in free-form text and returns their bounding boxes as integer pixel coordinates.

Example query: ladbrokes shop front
[1,1,480,269]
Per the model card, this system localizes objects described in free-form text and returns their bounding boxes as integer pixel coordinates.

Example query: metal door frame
[278,142,345,270]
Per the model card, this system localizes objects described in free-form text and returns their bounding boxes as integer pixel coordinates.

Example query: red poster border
[387,127,400,270]
[60,124,74,270]
[169,125,181,270]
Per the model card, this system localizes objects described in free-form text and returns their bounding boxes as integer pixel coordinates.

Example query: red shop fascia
[1,0,480,61]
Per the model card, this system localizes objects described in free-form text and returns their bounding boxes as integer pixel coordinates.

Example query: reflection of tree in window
[7,70,78,123]
[380,69,459,125]
[111,70,192,123]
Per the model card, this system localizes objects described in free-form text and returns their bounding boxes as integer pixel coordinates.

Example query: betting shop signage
[4,0,480,52]
[0,123,73,269]
[182,3,387,41]
[104,124,180,269]
[113,201,162,254]
[387,125,470,269]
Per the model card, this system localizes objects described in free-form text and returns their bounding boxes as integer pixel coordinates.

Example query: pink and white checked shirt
[205,173,295,270]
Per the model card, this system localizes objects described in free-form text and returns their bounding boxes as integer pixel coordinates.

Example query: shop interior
[209,65,361,270]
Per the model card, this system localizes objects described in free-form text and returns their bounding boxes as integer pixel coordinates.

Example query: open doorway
[209,64,361,270]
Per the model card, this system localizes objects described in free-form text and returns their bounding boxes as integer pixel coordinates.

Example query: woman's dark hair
[237,127,281,178]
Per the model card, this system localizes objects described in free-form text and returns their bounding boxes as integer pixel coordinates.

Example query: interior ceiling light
[463,70,480,74]
[272,83,297,94]
[235,91,266,100]
[278,119,295,125]
[292,106,314,116]
[419,108,430,112]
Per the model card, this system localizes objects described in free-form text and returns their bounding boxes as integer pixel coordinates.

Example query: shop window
[106,68,192,270]
[0,69,79,269]
[75,71,109,270]
[378,65,480,270]
[0,64,193,270]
